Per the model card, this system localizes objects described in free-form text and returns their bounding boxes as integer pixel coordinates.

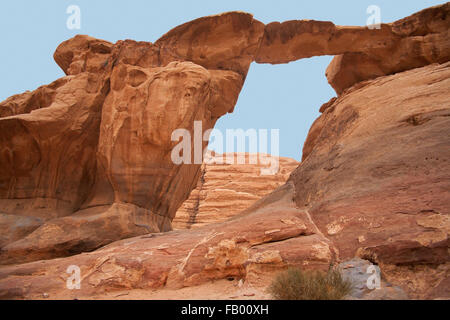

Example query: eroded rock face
[1,62,448,299]
[0,4,449,299]
[294,62,450,298]
[173,153,299,229]
[89,61,239,221]
[0,12,254,263]
[0,61,244,263]
[0,72,108,220]
[326,3,450,94]
[0,183,335,299]
[338,258,409,300]
[256,3,450,94]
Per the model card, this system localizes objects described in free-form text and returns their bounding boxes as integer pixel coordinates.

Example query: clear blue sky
[0,1,444,160]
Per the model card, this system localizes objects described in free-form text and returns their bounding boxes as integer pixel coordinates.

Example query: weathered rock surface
[294,61,450,299]
[155,12,265,77]
[1,10,266,263]
[1,4,449,264]
[173,153,299,229]
[0,4,449,299]
[257,3,450,94]
[338,258,409,300]
[0,25,246,263]
[327,3,450,94]
[1,61,448,299]
[0,72,107,220]
[0,183,336,299]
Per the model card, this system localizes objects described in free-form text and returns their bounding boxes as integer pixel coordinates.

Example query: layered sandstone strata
[172,153,299,229]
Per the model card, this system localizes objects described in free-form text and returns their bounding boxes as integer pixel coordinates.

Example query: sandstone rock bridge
[0,4,448,299]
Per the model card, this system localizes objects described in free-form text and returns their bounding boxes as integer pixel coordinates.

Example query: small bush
[268,267,352,300]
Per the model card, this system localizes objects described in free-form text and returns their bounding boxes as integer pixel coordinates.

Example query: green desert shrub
[268,267,352,300]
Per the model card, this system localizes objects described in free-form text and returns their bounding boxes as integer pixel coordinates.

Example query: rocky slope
[173,153,299,229]
[0,3,449,299]
[1,3,448,265]
[294,61,450,299]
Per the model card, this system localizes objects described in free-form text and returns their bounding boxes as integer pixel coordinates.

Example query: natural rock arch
[0,4,449,264]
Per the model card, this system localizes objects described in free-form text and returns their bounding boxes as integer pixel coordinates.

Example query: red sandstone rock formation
[0,182,337,299]
[0,35,244,264]
[0,3,449,300]
[295,61,450,298]
[1,57,449,301]
[172,153,299,229]
[327,4,450,94]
